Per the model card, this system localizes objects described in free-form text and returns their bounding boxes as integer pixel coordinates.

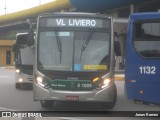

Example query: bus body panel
[33,81,115,102]
[125,12,160,104]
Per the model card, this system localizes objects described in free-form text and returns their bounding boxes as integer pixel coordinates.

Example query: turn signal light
[139,90,144,94]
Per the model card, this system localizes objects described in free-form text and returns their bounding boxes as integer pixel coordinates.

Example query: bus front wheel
[40,100,54,108]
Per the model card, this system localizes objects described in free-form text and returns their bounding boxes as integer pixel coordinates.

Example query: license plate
[66,96,79,101]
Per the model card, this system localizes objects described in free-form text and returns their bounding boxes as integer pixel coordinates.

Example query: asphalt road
[0,67,160,119]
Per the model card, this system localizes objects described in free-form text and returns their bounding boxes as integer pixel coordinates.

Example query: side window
[133,21,160,58]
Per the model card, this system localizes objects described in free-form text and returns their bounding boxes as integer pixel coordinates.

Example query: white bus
[13,33,34,89]
[29,12,119,109]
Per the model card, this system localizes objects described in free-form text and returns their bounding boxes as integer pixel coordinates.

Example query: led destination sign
[56,19,96,27]
[40,18,110,28]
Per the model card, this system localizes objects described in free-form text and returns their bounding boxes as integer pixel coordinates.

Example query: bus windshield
[38,29,110,72]
[15,43,34,73]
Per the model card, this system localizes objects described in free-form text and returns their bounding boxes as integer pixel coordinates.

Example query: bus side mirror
[28,27,35,46]
[114,41,121,56]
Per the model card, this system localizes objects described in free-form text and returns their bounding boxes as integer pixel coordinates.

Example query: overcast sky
[0,0,54,15]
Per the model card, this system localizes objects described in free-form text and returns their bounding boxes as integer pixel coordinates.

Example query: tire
[40,100,54,108]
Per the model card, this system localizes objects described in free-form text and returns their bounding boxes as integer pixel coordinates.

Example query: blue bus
[125,12,160,104]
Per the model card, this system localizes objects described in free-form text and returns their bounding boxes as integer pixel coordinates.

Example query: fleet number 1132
[139,66,156,74]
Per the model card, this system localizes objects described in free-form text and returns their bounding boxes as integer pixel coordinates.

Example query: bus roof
[130,12,160,21]
[39,12,111,19]
[16,32,28,37]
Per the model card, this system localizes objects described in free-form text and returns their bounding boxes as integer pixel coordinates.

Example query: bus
[13,33,34,89]
[125,12,160,104]
[30,12,118,109]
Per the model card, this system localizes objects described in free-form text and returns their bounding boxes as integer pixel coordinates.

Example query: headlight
[103,78,111,85]
[93,77,112,89]
[102,78,111,89]
[16,69,20,73]
[36,77,44,87]
[36,77,43,83]
[18,78,23,82]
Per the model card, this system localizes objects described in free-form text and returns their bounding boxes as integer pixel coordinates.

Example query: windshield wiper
[55,30,62,63]
[80,29,96,62]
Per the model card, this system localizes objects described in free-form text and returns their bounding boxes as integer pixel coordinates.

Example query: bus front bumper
[33,82,115,102]
[15,73,33,84]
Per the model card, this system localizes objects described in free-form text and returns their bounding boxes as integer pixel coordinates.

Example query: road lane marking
[0,106,19,111]
[58,117,85,120]
[23,118,35,120]
[0,76,10,78]
[0,75,11,79]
